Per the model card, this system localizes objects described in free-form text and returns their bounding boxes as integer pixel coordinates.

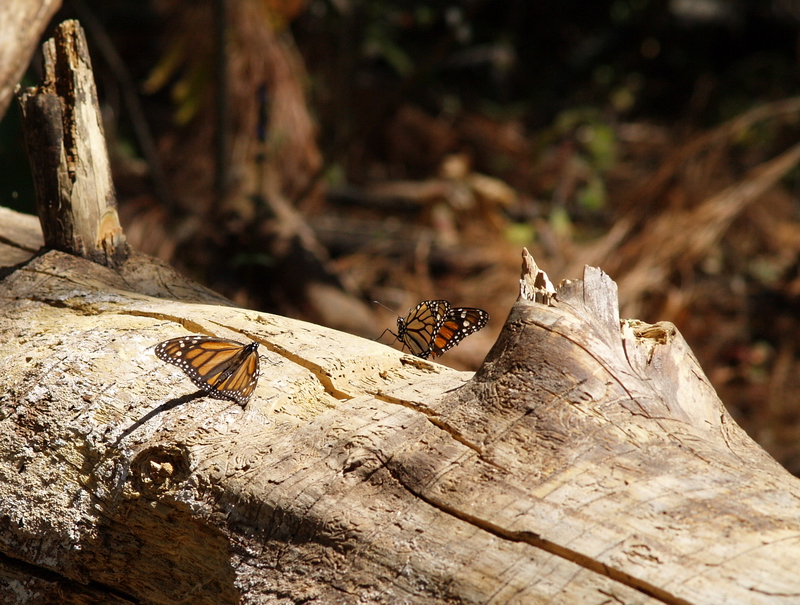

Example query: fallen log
[1,243,799,604]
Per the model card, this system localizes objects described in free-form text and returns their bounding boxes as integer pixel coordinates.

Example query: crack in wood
[119,310,207,335]
[0,549,140,603]
[382,460,695,605]
[0,234,40,253]
[374,390,512,472]
[251,340,352,402]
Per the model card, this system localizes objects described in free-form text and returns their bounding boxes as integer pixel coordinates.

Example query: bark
[17,20,127,268]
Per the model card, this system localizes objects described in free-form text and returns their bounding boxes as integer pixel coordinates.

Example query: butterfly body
[394,300,489,359]
[155,335,260,406]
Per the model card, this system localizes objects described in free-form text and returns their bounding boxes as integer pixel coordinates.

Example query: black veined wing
[393,300,451,358]
[429,306,489,358]
[392,300,488,359]
[155,335,260,406]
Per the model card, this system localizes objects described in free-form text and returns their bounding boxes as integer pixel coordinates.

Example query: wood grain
[0,246,798,604]
[17,20,127,267]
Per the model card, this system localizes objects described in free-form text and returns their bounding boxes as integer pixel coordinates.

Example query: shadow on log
[1,244,799,604]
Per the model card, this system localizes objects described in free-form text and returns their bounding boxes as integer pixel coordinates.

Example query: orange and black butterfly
[155,335,260,406]
[390,300,489,359]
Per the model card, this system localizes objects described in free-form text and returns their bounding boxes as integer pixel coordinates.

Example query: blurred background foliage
[5,0,800,472]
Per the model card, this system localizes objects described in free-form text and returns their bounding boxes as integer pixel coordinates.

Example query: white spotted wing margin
[155,335,260,406]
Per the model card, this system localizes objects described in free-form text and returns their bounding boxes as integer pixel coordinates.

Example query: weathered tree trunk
[3,16,800,605]
[17,20,127,267]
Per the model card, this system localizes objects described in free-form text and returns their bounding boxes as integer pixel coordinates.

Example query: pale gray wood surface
[0,245,799,604]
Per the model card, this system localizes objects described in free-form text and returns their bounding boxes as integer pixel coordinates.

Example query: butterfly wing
[208,343,260,405]
[396,300,450,358]
[429,307,489,358]
[155,336,260,405]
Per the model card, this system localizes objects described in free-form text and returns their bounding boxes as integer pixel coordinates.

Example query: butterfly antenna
[372,300,396,314]
[373,301,401,343]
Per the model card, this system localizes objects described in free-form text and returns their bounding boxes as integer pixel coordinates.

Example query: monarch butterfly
[154,335,260,406]
[389,300,489,359]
